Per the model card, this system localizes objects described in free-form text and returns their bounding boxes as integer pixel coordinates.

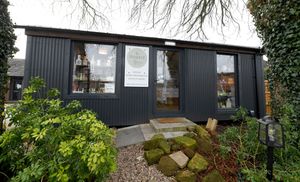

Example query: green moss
[158,156,179,176]
[183,132,197,139]
[171,143,182,151]
[187,153,208,173]
[195,125,210,140]
[175,170,196,182]
[202,170,225,182]
[144,148,164,165]
[151,133,165,140]
[174,136,197,150]
[194,136,213,154]
[158,140,171,154]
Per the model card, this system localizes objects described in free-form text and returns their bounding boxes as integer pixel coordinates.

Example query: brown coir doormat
[157,117,187,123]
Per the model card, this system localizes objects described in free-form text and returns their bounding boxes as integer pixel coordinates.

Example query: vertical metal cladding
[255,55,266,118]
[24,34,264,125]
[239,54,258,115]
[25,36,149,126]
[24,36,70,96]
[185,49,216,121]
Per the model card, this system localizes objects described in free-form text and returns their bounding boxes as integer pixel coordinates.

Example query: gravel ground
[107,144,176,182]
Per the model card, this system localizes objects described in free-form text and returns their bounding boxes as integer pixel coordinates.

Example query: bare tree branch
[53,0,240,40]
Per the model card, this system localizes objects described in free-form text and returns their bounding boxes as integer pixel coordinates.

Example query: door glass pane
[156,50,180,111]
[216,54,236,108]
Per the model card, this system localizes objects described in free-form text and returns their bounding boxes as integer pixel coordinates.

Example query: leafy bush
[0,77,117,181]
[219,107,300,181]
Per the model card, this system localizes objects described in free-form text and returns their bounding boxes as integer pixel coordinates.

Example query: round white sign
[127,48,147,68]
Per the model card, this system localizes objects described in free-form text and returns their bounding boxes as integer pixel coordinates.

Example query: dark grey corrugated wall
[185,49,260,121]
[24,35,263,125]
[185,49,217,121]
[25,36,149,126]
[239,54,257,115]
[24,36,70,96]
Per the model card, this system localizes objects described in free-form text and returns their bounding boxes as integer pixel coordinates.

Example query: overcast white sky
[9,0,262,59]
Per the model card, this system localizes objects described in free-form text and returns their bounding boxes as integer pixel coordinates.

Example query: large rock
[202,170,225,182]
[144,148,164,165]
[144,134,166,150]
[183,132,197,139]
[187,153,208,173]
[152,133,165,140]
[169,151,189,168]
[158,140,171,154]
[158,156,179,176]
[175,170,196,182]
[195,125,210,140]
[171,143,182,151]
[194,126,213,154]
[174,136,197,150]
[194,136,213,154]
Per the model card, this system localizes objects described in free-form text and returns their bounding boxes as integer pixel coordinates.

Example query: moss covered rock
[202,170,225,182]
[195,125,210,140]
[152,133,165,140]
[144,148,164,165]
[182,148,195,159]
[174,136,197,150]
[144,134,166,150]
[158,140,171,154]
[194,136,213,154]
[171,143,182,151]
[187,153,208,173]
[175,170,196,182]
[158,156,179,176]
[183,132,197,139]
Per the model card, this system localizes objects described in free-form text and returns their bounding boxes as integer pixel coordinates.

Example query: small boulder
[175,170,196,182]
[152,133,165,140]
[183,132,197,139]
[144,148,164,165]
[158,140,171,154]
[169,151,189,168]
[202,170,225,182]
[182,148,195,159]
[194,136,213,154]
[187,153,208,173]
[195,125,210,140]
[158,156,179,176]
[174,136,197,150]
[171,143,182,151]
[144,134,166,150]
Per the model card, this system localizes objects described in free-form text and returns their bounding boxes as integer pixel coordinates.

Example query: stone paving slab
[150,118,196,132]
[115,125,145,148]
[169,151,189,168]
[116,118,197,147]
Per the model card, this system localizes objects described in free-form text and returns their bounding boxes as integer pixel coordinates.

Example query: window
[72,42,117,94]
[216,54,236,109]
[10,77,23,101]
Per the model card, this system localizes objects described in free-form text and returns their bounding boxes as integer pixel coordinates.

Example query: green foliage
[0,77,117,181]
[246,1,300,179]
[0,0,17,130]
[219,107,300,181]
[248,0,300,134]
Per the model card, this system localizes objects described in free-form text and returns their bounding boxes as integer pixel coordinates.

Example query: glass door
[155,49,181,114]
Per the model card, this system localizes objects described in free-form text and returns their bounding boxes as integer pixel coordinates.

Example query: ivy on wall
[0,0,17,131]
[248,0,300,132]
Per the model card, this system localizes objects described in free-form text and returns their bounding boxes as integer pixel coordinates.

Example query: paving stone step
[150,117,196,133]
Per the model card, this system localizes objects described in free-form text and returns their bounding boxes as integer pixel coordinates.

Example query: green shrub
[0,77,117,182]
[219,107,300,181]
